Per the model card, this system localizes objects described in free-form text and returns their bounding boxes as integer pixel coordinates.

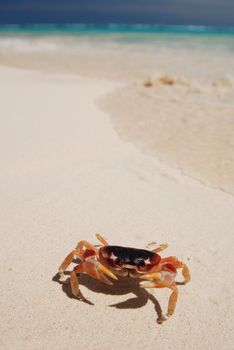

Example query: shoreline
[99,81,234,196]
[1,42,234,195]
[1,58,232,196]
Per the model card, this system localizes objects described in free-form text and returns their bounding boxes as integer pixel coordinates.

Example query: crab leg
[75,240,98,254]
[95,271,114,285]
[152,243,169,253]
[181,263,191,284]
[95,262,118,280]
[84,262,117,285]
[167,284,178,316]
[70,264,84,297]
[70,261,117,298]
[138,272,162,281]
[160,257,191,284]
[70,262,117,297]
[114,268,129,277]
[59,240,98,278]
[140,278,179,316]
[96,233,109,246]
[59,250,77,278]
[160,256,183,267]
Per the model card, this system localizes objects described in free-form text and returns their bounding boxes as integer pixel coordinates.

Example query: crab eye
[136,259,145,267]
[115,258,122,265]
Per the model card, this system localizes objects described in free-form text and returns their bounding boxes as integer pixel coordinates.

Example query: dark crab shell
[99,245,161,272]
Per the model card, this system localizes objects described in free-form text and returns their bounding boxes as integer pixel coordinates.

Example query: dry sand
[1,65,234,350]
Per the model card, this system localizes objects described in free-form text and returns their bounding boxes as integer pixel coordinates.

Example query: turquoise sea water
[0,23,234,55]
[0,23,234,53]
[0,23,234,35]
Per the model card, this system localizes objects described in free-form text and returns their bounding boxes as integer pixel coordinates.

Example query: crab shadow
[52,270,166,324]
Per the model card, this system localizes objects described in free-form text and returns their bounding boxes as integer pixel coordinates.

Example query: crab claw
[139,272,162,281]
[59,267,66,280]
[96,263,118,280]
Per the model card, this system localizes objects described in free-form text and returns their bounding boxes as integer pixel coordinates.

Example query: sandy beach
[1,34,234,350]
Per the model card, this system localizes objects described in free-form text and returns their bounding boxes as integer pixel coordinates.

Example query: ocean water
[0,23,234,50]
[0,24,234,194]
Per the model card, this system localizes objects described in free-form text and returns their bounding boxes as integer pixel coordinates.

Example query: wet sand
[100,77,234,195]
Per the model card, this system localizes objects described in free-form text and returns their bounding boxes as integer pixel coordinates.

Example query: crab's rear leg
[146,241,168,253]
[59,240,98,279]
[152,243,169,253]
[96,233,109,246]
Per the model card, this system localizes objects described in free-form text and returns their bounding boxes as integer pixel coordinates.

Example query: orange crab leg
[59,250,76,278]
[152,243,169,253]
[160,256,183,267]
[96,233,109,246]
[160,257,191,284]
[160,257,191,283]
[75,240,98,254]
[70,264,84,297]
[71,263,114,295]
[167,284,178,316]
[70,261,117,298]
[59,240,98,278]
[95,271,114,285]
[96,262,118,280]
[181,263,191,284]
[138,272,162,281]
[140,279,178,316]
[113,268,129,277]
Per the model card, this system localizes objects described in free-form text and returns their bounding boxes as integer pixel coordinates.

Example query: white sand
[1,66,234,350]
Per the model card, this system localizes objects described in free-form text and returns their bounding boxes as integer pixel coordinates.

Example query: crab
[59,234,190,320]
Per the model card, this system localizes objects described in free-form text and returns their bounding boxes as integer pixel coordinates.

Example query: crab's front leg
[160,257,191,284]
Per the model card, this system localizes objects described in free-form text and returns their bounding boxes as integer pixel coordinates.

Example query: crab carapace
[99,245,161,273]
